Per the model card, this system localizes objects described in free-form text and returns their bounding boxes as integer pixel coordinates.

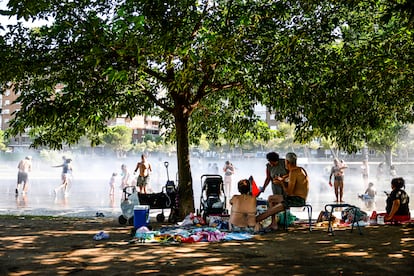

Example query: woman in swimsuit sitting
[229,179,259,232]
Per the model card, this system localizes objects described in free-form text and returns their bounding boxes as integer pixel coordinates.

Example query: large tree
[1,0,413,217]
[256,0,414,152]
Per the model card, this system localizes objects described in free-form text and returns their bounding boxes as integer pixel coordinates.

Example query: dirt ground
[0,215,413,276]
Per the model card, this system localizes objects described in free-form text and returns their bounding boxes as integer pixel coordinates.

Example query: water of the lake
[1,155,413,221]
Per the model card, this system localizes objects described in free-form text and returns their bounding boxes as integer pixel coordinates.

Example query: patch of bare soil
[0,216,413,275]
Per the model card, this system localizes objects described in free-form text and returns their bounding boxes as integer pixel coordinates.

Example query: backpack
[341,207,368,223]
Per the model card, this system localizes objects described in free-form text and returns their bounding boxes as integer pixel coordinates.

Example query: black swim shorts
[283,196,305,208]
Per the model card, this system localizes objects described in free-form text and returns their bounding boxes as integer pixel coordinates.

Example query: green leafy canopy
[1,0,413,216]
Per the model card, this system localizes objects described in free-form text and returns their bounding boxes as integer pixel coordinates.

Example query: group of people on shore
[15,154,153,198]
[229,152,309,232]
[14,150,410,230]
[228,151,411,233]
[15,155,74,197]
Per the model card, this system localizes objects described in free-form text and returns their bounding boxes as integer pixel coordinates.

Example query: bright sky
[0,0,50,31]
[0,0,16,27]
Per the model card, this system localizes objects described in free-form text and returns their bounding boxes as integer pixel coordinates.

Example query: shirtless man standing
[16,156,32,195]
[134,154,152,194]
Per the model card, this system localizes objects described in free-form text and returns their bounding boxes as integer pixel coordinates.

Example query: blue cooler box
[134,205,150,228]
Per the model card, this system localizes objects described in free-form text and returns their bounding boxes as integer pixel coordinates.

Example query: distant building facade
[0,84,31,147]
[107,115,160,143]
[1,85,161,147]
[1,87,275,147]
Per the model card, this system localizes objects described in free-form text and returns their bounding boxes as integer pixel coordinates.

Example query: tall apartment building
[0,85,31,146]
[107,115,160,143]
[255,104,279,130]
[0,85,161,146]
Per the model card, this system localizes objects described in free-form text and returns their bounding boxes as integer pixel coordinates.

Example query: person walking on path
[329,158,347,202]
[16,156,32,195]
[134,154,152,193]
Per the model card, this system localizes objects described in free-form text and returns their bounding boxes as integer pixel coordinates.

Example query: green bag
[277,210,297,226]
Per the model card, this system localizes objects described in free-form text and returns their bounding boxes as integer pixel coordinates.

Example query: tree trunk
[174,112,195,220]
[385,146,393,175]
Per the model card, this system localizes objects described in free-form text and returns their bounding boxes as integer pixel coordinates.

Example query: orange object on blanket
[249,176,260,197]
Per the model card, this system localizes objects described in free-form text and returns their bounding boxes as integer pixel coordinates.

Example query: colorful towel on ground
[133,225,253,244]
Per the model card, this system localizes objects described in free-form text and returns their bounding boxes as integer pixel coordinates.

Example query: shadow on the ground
[0,216,413,275]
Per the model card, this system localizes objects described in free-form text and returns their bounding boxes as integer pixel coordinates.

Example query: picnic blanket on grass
[133,225,253,244]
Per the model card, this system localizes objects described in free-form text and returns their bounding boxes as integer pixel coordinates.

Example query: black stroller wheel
[128,216,134,226]
[118,215,127,225]
[156,213,165,222]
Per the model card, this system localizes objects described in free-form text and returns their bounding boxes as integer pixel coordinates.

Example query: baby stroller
[199,174,227,221]
[118,186,140,225]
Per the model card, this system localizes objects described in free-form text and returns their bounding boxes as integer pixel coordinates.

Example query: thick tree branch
[191,80,242,108]
[211,82,242,91]
[142,66,170,83]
